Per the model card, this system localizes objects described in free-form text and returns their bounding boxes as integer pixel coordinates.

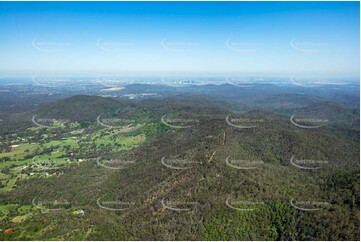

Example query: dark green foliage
[0,95,359,240]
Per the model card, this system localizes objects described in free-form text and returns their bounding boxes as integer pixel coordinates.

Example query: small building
[74,209,85,217]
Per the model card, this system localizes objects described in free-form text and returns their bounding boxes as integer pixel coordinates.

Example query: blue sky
[0,1,359,77]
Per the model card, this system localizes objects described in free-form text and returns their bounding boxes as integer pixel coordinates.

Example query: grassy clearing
[0,204,18,220]
[0,143,40,160]
[95,133,146,151]
[0,124,147,194]
[43,139,79,149]
[11,215,28,223]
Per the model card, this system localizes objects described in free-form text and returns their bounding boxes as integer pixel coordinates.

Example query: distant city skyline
[0,1,359,77]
